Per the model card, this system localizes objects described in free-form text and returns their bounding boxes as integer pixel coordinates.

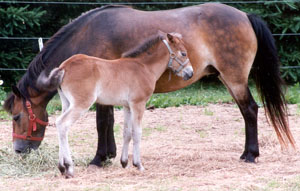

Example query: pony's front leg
[121,106,132,168]
[56,107,85,178]
[131,103,145,171]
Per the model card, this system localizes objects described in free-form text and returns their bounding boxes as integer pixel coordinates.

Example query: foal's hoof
[133,162,145,171]
[120,159,128,168]
[58,163,74,178]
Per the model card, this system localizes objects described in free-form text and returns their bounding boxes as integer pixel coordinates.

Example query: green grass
[146,81,234,108]
[1,81,300,116]
[37,81,300,113]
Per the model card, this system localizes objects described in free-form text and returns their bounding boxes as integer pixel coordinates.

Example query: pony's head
[163,32,193,81]
[3,86,48,153]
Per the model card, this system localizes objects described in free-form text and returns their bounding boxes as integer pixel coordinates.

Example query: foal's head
[163,32,193,81]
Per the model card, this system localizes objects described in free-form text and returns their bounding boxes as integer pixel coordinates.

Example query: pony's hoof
[240,150,259,163]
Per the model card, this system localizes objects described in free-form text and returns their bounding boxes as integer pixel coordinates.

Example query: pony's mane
[122,33,164,58]
[4,5,128,113]
[18,5,128,98]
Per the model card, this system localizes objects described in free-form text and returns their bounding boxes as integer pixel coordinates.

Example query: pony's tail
[36,68,64,91]
[247,14,295,148]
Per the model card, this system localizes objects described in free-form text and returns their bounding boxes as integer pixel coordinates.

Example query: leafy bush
[0,5,46,86]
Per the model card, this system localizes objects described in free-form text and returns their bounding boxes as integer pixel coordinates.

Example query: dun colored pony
[36,32,193,178]
[4,3,295,169]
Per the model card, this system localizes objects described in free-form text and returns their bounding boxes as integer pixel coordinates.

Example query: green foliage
[0,5,46,37]
[234,1,300,83]
[285,83,300,104]
[0,5,46,86]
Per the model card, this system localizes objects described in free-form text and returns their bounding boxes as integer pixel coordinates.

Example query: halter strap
[12,100,48,141]
[162,39,190,75]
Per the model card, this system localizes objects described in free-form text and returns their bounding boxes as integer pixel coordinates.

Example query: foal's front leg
[131,103,146,171]
[56,107,85,178]
[121,106,132,168]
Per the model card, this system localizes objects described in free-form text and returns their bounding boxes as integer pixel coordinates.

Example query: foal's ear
[12,85,22,98]
[167,33,175,43]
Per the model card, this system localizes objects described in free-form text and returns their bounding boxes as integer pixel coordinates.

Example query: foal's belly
[95,86,130,107]
[96,91,129,107]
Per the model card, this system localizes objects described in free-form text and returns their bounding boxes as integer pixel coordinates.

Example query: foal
[37,31,193,178]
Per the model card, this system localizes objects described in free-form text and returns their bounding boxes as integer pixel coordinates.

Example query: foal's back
[59,54,155,107]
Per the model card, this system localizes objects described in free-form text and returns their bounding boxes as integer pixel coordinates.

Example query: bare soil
[1,104,300,191]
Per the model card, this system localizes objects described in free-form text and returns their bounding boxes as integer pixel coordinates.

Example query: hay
[0,104,300,190]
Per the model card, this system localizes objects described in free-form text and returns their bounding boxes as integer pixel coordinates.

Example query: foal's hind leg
[219,76,259,162]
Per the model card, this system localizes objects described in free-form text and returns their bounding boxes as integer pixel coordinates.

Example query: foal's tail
[36,68,65,91]
[247,14,295,148]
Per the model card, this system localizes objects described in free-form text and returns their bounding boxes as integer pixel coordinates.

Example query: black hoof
[121,159,128,168]
[108,152,117,159]
[89,155,107,167]
[240,150,259,163]
[58,163,66,175]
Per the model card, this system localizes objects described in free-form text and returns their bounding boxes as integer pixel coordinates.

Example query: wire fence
[1,0,299,72]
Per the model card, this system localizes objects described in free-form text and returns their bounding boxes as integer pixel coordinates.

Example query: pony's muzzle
[183,66,193,81]
[13,139,41,154]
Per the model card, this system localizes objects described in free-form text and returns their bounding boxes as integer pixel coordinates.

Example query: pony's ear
[12,85,22,98]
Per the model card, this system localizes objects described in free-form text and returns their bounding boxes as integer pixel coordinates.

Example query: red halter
[12,100,49,141]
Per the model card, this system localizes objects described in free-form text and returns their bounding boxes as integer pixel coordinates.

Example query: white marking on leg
[131,104,145,171]
[56,105,87,177]
[121,107,132,168]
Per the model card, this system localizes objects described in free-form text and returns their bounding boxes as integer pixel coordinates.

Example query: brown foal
[36,31,193,178]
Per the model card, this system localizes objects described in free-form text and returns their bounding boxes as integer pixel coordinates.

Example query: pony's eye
[13,114,20,122]
[181,52,187,57]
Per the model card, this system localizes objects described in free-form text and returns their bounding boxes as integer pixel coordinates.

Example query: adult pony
[4,3,294,167]
[36,32,192,177]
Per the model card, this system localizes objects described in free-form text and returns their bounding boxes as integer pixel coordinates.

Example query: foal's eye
[181,52,187,57]
[13,114,21,122]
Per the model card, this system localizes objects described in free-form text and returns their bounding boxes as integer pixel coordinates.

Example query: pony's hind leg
[219,77,259,162]
[121,106,132,168]
[56,106,89,178]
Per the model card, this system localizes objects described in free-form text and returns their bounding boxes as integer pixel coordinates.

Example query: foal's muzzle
[183,66,194,81]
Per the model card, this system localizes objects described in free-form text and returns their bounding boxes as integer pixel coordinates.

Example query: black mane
[18,5,127,99]
[4,5,128,113]
[122,33,164,58]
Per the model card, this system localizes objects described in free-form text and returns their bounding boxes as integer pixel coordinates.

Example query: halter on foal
[37,31,193,178]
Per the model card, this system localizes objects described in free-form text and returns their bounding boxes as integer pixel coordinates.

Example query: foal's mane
[122,33,164,58]
[4,5,128,113]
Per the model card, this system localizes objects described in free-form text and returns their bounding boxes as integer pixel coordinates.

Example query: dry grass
[1,104,300,191]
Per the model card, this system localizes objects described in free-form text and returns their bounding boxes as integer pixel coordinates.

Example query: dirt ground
[1,104,300,191]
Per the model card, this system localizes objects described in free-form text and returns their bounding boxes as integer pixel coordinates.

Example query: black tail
[36,68,64,91]
[247,14,295,148]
